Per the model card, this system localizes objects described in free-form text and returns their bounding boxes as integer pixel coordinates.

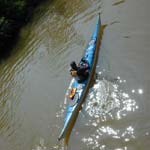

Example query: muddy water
[0,0,150,149]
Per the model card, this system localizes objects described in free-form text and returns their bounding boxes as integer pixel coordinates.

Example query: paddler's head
[70,61,78,70]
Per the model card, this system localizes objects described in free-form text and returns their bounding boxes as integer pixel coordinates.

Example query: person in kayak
[70,58,90,83]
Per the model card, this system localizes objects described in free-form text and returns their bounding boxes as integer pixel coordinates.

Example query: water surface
[0,0,150,149]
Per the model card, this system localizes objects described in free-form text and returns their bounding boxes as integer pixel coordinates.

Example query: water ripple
[81,71,139,149]
[84,71,138,121]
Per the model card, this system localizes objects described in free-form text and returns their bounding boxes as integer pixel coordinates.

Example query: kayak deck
[58,14,102,143]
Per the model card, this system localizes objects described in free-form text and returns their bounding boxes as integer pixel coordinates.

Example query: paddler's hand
[70,70,77,77]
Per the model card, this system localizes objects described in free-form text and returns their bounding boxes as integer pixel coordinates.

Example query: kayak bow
[58,14,102,143]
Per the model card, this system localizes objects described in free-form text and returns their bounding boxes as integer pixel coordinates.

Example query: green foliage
[0,0,46,59]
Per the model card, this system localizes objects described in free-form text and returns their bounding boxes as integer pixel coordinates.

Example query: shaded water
[0,0,150,149]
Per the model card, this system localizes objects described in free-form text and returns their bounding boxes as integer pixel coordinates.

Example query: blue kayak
[58,14,102,142]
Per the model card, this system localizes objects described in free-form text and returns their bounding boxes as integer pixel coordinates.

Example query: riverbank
[0,0,49,60]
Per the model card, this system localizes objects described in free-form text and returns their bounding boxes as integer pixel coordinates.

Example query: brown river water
[0,0,150,149]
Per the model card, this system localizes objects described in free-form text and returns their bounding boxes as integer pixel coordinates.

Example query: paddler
[70,58,90,83]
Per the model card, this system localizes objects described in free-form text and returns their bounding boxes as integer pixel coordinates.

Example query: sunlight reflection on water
[32,138,47,150]
[81,71,139,149]
[55,71,142,150]
[31,137,66,150]
[85,71,138,121]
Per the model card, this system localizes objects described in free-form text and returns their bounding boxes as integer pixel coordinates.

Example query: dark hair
[70,61,77,70]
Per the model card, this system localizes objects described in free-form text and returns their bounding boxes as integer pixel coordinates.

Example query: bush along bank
[0,0,48,60]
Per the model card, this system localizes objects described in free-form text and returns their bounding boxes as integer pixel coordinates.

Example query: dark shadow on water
[0,0,53,62]
[110,21,120,25]
[112,0,126,6]
[123,35,131,39]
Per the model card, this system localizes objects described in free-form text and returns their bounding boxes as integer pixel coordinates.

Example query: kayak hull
[58,14,102,142]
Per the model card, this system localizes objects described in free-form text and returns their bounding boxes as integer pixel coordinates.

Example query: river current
[0,0,150,150]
